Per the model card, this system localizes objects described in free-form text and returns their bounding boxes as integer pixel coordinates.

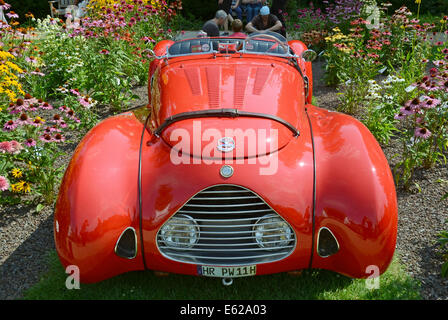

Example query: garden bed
[1,0,447,300]
[0,62,447,299]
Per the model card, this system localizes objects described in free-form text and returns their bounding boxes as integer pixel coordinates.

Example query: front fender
[54,112,146,283]
[306,105,397,278]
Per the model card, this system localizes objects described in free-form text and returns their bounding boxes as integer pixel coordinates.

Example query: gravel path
[0,62,447,300]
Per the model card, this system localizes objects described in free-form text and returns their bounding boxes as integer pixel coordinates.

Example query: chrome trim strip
[158,246,294,252]
[178,209,272,215]
[165,251,289,260]
[183,202,265,208]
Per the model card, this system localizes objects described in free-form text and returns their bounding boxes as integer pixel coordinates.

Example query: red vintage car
[54,32,397,284]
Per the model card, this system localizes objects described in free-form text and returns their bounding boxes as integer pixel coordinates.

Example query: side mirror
[301,49,317,62]
[147,49,166,60]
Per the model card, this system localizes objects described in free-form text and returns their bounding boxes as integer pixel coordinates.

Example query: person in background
[270,0,288,37]
[230,19,246,38]
[244,0,266,24]
[201,10,228,37]
[245,6,283,34]
[73,0,90,25]
[218,0,234,31]
[230,0,244,21]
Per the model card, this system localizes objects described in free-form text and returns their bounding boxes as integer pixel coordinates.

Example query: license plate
[198,265,256,278]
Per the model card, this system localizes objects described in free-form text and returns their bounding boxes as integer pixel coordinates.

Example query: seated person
[230,19,246,38]
[245,6,283,35]
[245,0,266,23]
[231,0,244,21]
[201,10,228,37]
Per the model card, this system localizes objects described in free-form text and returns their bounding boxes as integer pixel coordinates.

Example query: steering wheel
[245,32,288,53]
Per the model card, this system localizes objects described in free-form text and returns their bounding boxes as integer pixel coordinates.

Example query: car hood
[151,58,305,158]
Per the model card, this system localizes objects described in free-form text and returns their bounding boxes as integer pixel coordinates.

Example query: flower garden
[0,0,447,300]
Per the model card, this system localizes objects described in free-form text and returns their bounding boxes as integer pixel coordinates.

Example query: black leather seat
[168,39,214,55]
[245,39,287,55]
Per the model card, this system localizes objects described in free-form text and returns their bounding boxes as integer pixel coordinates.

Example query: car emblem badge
[217,137,235,152]
[220,165,234,178]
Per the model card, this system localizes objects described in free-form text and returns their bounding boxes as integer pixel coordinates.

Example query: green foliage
[7,0,51,21]
[385,0,447,15]
[438,225,448,278]
[181,0,216,21]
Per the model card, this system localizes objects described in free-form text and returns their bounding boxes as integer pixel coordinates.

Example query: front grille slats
[156,185,296,266]
[158,245,295,252]
[164,252,291,260]
[178,209,273,215]
[184,202,266,208]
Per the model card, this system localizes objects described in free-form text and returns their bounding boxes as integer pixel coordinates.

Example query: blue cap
[260,6,270,15]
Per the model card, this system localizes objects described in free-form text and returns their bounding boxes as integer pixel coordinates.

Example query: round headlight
[253,215,293,249]
[160,214,199,248]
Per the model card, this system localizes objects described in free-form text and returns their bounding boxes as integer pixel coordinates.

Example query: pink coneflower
[403,98,421,113]
[57,86,69,94]
[141,36,155,43]
[8,99,27,114]
[31,117,44,127]
[394,112,406,120]
[0,1,11,11]
[24,93,38,105]
[53,133,65,143]
[79,95,96,108]
[422,97,441,109]
[0,175,9,192]
[99,49,110,54]
[0,141,13,153]
[52,114,64,125]
[70,88,81,96]
[440,80,448,91]
[25,56,38,64]
[30,69,45,76]
[6,11,18,19]
[10,140,23,154]
[39,133,54,143]
[17,113,31,125]
[24,138,36,147]
[3,120,17,131]
[415,127,432,139]
[40,102,53,110]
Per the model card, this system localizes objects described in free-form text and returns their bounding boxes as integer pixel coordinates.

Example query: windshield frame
[165,35,293,59]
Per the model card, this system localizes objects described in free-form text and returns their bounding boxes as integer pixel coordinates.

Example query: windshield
[167,32,290,58]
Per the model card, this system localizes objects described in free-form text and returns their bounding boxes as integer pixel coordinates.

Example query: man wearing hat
[245,6,284,36]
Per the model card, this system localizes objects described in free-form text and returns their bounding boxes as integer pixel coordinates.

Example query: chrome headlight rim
[160,214,200,248]
[252,214,293,250]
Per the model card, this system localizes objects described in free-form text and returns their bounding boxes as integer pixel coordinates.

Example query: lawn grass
[22,251,421,300]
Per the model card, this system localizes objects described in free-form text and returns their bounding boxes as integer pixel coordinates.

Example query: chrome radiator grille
[156,185,296,266]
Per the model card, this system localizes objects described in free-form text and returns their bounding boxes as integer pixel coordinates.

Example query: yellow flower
[11,168,23,178]
[11,181,25,193]
[415,0,421,3]
[11,180,31,193]
[22,181,32,193]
